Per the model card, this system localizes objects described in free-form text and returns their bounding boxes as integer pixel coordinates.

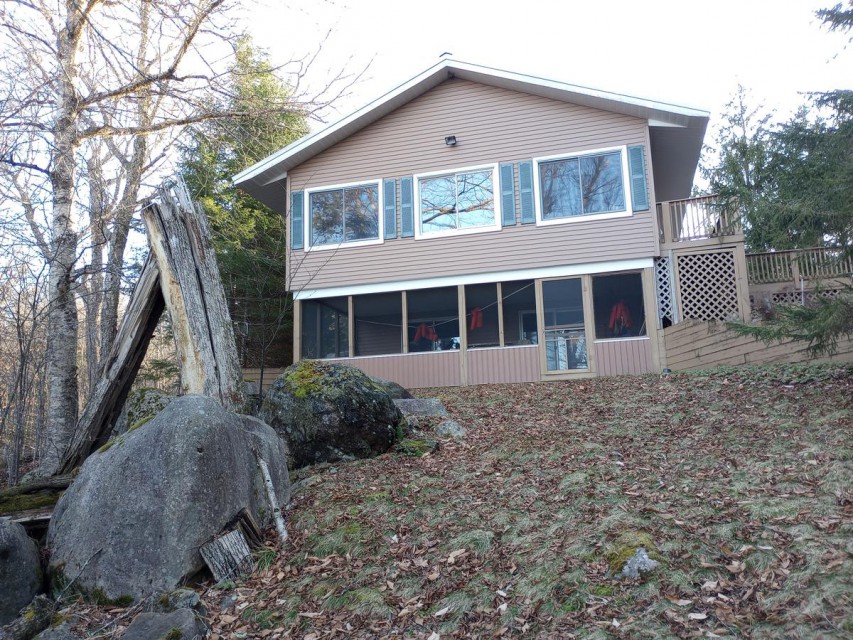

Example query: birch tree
[0,0,354,476]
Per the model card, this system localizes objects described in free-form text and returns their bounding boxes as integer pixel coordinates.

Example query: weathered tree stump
[200,529,253,583]
[59,258,164,473]
[142,182,243,409]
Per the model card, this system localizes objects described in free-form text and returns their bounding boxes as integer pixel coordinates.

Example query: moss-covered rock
[260,361,405,469]
[604,530,663,577]
[113,388,174,437]
[396,437,439,457]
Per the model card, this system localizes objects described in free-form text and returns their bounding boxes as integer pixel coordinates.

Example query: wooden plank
[60,258,164,473]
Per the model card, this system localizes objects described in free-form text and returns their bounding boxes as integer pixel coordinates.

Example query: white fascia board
[233,59,709,187]
[294,257,653,300]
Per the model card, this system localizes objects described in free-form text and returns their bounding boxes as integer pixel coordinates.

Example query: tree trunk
[59,258,164,473]
[200,529,253,583]
[37,0,85,477]
[142,181,243,408]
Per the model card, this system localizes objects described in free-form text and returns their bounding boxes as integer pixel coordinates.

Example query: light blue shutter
[383,178,397,239]
[499,163,516,226]
[518,161,535,224]
[400,176,414,237]
[628,145,649,211]
[290,190,304,249]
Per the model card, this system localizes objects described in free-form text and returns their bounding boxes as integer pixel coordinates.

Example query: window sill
[304,237,384,252]
[536,209,633,227]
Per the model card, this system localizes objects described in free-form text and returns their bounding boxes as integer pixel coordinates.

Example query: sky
[239,0,852,138]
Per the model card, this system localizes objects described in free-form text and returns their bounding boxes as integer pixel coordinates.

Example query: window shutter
[628,145,649,211]
[518,161,535,224]
[383,178,397,239]
[400,176,414,237]
[499,163,516,226]
[290,190,304,250]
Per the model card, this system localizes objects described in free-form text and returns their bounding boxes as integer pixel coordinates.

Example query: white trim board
[294,258,654,300]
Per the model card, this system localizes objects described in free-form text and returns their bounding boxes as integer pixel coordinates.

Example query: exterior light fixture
[444,135,457,146]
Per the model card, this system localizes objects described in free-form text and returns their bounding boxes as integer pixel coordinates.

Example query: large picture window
[309,182,380,247]
[417,167,498,236]
[538,148,628,220]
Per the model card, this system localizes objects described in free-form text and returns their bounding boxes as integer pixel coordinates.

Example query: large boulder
[260,361,404,469]
[47,395,289,602]
[113,387,174,436]
[0,517,43,624]
[369,376,414,400]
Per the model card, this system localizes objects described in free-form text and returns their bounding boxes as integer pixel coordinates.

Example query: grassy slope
[205,364,852,639]
[76,363,853,638]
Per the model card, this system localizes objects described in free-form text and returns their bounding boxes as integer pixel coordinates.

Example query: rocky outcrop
[0,518,43,625]
[260,361,404,469]
[47,395,289,602]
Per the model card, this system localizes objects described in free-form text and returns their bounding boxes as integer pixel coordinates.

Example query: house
[234,60,851,389]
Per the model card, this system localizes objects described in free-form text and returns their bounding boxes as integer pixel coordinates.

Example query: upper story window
[535,146,633,224]
[415,165,500,237]
[308,182,381,248]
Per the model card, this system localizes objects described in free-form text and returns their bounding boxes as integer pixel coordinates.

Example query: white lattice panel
[676,250,740,321]
[654,256,675,327]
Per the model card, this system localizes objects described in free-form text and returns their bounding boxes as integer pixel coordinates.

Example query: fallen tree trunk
[58,258,164,474]
[200,529,253,583]
[142,181,243,409]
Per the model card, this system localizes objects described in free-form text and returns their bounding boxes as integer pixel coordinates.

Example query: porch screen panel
[592,273,647,339]
[465,284,500,348]
[501,280,537,346]
[407,287,460,353]
[542,279,588,370]
[301,297,349,359]
[354,292,403,356]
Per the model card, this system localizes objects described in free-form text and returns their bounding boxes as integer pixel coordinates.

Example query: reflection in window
[354,292,403,356]
[407,287,460,352]
[301,297,349,358]
[592,273,647,339]
[540,150,625,219]
[420,169,495,234]
[501,280,537,346]
[310,183,379,246]
[542,278,587,370]
[465,284,499,348]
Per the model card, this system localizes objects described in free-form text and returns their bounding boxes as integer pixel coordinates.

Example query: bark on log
[58,258,164,474]
[200,529,253,583]
[142,181,242,409]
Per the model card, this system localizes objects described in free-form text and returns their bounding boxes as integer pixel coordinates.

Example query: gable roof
[234,59,710,208]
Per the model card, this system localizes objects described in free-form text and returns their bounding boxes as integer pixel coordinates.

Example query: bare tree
[0,0,359,477]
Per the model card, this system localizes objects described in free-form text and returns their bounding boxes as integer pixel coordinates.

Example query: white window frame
[304,179,384,252]
[413,163,502,239]
[533,145,633,226]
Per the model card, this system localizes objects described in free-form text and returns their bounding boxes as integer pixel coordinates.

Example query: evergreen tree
[725,4,853,354]
[180,37,309,375]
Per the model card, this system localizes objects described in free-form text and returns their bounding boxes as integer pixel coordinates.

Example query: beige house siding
[594,338,654,376]
[468,346,540,385]
[287,78,657,293]
[325,352,462,389]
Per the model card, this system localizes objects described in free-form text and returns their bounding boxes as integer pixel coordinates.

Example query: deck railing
[746,247,853,285]
[657,195,742,245]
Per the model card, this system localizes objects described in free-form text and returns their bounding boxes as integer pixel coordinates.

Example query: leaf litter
[71,363,853,638]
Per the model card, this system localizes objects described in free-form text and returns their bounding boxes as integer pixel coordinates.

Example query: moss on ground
[0,491,61,515]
